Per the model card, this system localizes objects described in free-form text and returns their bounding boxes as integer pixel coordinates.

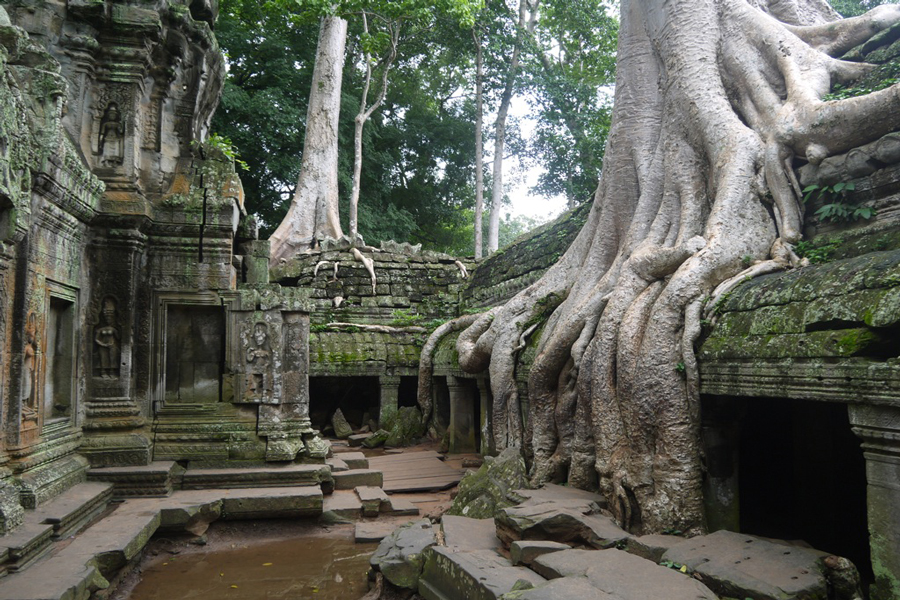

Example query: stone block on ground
[86,461,178,498]
[385,496,419,516]
[327,456,349,472]
[533,548,719,600]
[370,519,438,590]
[363,430,390,449]
[332,408,354,439]
[495,503,629,550]
[448,447,527,520]
[0,521,54,572]
[510,484,606,512]
[324,490,362,519]
[334,469,383,490]
[500,577,616,600]
[337,451,369,469]
[442,515,502,551]
[509,541,570,567]
[385,406,426,447]
[356,485,390,517]
[624,533,686,562]
[348,433,372,447]
[217,486,323,519]
[357,520,414,544]
[662,530,850,600]
[182,463,330,490]
[420,547,546,600]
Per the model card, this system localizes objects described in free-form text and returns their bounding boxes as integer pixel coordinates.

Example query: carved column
[379,374,401,427]
[448,376,476,454]
[849,404,900,600]
[80,228,151,467]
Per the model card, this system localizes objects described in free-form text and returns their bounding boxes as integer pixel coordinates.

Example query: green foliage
[823,62,900,100]
[390,308,424,326]
[674,362,686,374]
[802,182,876,223]
[793,237,844,264]
[201,133,248,170]
[827,0,889,17]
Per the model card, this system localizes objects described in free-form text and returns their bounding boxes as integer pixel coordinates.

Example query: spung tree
[268,0,481,262]
[432,0,900,537]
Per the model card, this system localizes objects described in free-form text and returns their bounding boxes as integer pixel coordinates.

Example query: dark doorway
[736,397,871,583]
[309,376,379,431]
[399,376,418,408]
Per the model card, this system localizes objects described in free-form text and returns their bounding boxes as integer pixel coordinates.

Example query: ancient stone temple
[0,1,899,599]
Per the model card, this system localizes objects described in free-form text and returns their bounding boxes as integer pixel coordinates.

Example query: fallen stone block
[533,548,719,600]
[370,518,438,589]
[363,430,390,449]
[356,485,390,517]
[624,533,685,562]
[420,547,546,600]
[496,504,629,550]
[348,433,372,447]
[509,541,570,567]
[332,408,354,439]
[443,515,503,551]
[662,530,857,600]
[500,576,615,600]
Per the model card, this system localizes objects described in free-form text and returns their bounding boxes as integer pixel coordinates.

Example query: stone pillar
[379,374,401,428]
[701,398,742,533]
[80,229,151,467]
[476,377,492,455]
[849,404,900,600]
[448,376,476,454]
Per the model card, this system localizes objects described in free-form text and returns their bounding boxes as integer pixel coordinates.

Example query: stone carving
[97,102,125,167]
[244,321,272,399]
[21,311,38,423]
[94,296,121,379]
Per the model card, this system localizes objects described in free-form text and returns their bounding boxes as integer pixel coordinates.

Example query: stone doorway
[309,376,380,433]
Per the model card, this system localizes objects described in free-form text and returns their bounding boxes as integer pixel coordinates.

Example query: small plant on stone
[391,308,424,327]
[802,182,875,223]
[793,237,843,264]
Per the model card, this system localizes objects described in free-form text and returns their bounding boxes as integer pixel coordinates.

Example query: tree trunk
[451,0,900,535]
[487,0,539,254]
[473,30,485,260]
[349,15,398,241]
[270,16,347,262]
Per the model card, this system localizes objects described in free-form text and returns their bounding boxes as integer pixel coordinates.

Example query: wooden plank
[368,451,463,493]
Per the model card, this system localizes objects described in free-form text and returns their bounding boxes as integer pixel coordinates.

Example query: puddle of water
[128,535,377,600]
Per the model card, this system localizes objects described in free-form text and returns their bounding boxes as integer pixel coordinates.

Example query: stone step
[337,451,369,470]
[87,461,179,498]
[356,485,390,517]
[348,433,372,447]
[0,485,327,600]
[182,463,331,490]
[31,482,114,539]
[326,456,349,472]
[333,469,383,490]
[0,521,54,574]
[324,490,363,519]
[384,496,419,517]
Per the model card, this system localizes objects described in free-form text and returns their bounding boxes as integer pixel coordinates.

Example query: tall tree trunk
[487,0,539,254]
[349,14,398,241]
[473,30,485,260]
[446,0,900,535]
[270,16,347,262]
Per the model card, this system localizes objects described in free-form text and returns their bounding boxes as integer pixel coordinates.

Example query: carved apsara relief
[93,296,121,380]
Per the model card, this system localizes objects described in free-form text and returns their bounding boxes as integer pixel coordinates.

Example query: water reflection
[129,534,377,600]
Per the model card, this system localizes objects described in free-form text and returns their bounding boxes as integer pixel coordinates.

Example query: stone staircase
[0,449,419,600]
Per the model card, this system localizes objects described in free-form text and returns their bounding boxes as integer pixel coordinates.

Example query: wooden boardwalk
[367,450,463,493]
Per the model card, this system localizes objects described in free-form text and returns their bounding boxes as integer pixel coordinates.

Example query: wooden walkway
[367,450,463,493]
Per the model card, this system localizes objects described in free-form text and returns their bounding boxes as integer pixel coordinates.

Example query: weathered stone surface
[385,406,426,447]
[443,515,503,551]
[500,577,616,600]
[662,530,846,600]
[509,541,570,567]
[219,487,323,519]
[323,490,362,519]
[420,547,546,600]
[336,451,369,469]
[496,503,629,550]
[332,408,354,439]
[333,469,384,490]
[348,433,372,447]
[448,447,528,520]
[624,533,685,563]
[356,485,389,517]
[363,430,390,449]
[369,518,438,590]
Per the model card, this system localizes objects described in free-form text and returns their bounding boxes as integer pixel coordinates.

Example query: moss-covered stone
[447,447,528,520]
